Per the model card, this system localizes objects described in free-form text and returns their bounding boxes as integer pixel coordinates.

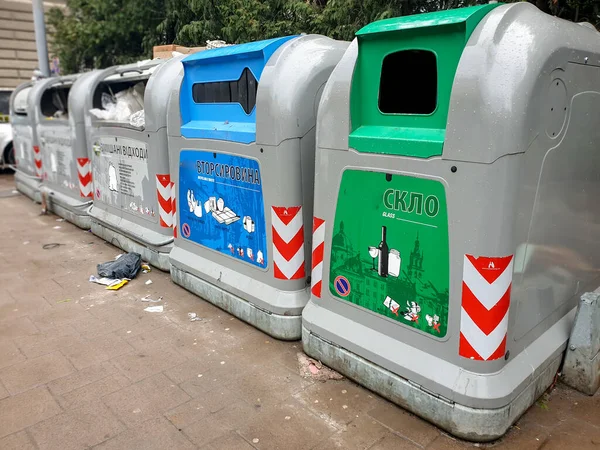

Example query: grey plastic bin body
[302,3,600,441]
[32,74,94,228]
[10,81,40,202]
[167,35,348,340]
[86,57,184,270]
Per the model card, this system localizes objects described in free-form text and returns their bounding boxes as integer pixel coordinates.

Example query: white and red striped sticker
[33,145,42,178]
[311,217,325,298]
[459,254,514,361]
[171,181,177,237]
[77,158,92,198]
[156,174,173,228]
[272,206,305,280]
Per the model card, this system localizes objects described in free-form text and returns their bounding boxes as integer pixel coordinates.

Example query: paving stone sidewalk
[0,174,599,450]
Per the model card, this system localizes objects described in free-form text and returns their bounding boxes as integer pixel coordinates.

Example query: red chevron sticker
[459,254,513,361]
[272,206,305,280]
[156,174,173,228]
[311,217,325,298]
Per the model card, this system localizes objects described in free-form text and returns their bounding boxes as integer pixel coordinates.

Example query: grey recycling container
[10,81,39,202]
[302,3,600,441]
[31,73,98,228]
[167,35,348,340]
[85,57,185,270]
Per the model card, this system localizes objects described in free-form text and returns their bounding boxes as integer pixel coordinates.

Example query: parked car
[0,88,15,171]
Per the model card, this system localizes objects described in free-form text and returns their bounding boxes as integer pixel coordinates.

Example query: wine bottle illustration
[377,225,389,277]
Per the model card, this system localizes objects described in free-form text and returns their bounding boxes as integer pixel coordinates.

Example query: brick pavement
[0,173,599,450]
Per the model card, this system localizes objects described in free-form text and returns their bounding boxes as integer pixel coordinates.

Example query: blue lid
[180,36,297,144]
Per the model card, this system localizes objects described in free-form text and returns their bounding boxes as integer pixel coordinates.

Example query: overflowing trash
[89,82,145,124]
[97,252,142,279]
[206,40,231,49]
[129,110,145,128]
[52,110,68,119]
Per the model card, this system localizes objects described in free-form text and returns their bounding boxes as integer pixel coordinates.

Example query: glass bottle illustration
[368,246,379,271]
[377,225,389,277]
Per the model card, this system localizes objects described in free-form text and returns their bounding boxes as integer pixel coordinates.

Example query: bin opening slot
[191,67,258,115]
[379,50,437,115]
[41,85,70,119]
[90,78,147,124]
[13,86,31,116]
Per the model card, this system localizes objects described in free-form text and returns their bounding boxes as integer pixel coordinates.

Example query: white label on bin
[12,124,33,174]
[92,136,155,223]
[39,125,74,191]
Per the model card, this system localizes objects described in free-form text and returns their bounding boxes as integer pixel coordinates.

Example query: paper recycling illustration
[243,216,255,233]
[179,150,268,269]
[187,189,203,217]
[196,195,241,225]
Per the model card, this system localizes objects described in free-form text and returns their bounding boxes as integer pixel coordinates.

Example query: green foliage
[49,0,599,74]
[48,0,165,73]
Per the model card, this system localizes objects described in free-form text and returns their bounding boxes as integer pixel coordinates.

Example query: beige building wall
[0,0,65,89]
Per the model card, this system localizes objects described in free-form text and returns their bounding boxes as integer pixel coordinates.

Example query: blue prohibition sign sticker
[182,223,191,238]
[334,276,351,297]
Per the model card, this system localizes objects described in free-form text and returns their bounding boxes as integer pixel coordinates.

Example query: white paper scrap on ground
[89,275,127,287]
[188,312,202,322]
[144,305,163,313]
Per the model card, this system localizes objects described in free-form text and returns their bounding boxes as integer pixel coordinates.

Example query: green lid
[349,3,501,158]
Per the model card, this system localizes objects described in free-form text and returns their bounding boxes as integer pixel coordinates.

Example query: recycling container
[167,35,348,340]
[302,3,600,441]
[31,73,97,228]
[10,81,39,202]
[86,57,185,270]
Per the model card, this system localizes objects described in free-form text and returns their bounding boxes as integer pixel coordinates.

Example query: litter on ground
[97,252,142,279]
[144,305,163,313]
[188,312,202,322]
[89,275,129,290]
[106,279,128,290]
[141,295,162,303]
[297,352,343,381]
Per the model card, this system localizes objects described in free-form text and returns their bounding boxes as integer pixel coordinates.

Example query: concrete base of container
[170,263,302,341]
[41,186,92,229]
[89,215,172,271]
[15,170,41,203]
[302,298,575,442]
[302,324,562,442]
